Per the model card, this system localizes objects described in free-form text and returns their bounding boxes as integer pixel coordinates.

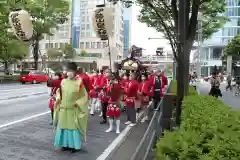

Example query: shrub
[155,95,240,159]
[170,80,197,96]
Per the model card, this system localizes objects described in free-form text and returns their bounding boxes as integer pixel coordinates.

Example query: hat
[67,62,78,71]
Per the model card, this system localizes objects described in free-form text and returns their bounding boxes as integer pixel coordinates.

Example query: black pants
[102,102,108,121]
[126,107,136,123]
[226,82,232,91]
[153,91,161,109]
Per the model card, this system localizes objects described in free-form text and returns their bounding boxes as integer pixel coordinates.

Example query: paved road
[197,82,240,110]
[0,84,128,160]
[0,83,49,100]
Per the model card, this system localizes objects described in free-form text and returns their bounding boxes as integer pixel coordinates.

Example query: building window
[87,16,90,22]
[80,9,85,14]
[54,43,58,48]
[97,42,101,48]
[80,42,84,49]
[86,42,90,48]
[60,43,64,48]
[81,24,85,30]
[81,16,85,22]
[86,32,90,37]
[86,24,90,29]
[45,43,49,49]
[91,42,95,48]
[81,32,85,37]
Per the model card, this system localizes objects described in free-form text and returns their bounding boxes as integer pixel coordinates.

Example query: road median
[0,75,20,84]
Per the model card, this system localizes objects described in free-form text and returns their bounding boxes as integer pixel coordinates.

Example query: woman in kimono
[53,62,89,153]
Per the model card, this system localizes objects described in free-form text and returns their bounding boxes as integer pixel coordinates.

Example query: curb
[97,111,144,160]
[0,92,48,101]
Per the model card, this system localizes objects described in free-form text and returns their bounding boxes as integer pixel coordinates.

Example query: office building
[38,0,124,70]
[193,1,240,76]
[123,7,132,57]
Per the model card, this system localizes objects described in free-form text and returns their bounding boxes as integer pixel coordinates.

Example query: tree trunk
[33,39,39,70]
[4,61,8,71]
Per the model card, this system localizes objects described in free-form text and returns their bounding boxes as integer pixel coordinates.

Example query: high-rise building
[123,7,132,57]
[38,0,124,70]
[77,0,124,60]
[193,1,240,76]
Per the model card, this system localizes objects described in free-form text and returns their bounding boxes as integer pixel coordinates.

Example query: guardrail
[131,80,174,160]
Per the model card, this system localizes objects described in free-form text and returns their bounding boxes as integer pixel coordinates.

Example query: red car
[20,71,48,84]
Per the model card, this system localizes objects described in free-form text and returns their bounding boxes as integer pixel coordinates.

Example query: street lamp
[197,13,203,78]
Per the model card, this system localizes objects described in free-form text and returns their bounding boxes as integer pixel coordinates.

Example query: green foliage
[80,49,87,57]
[61,44,76,59]
[107,0,133,7]
[224,34,240,57]
[155,95,240,159]
[47,49,62,59]
[137,0,227,44]
[170,80,197,96]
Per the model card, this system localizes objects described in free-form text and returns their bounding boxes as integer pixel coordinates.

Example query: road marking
[96,111,144,160]
[0,111,50,129]
[0,94,48,104]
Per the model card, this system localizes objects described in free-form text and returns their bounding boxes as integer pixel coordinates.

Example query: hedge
[0,75,20,83]
[170,80,197,96]
[155,95,240,159]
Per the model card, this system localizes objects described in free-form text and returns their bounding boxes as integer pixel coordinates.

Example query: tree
[224,34,240,57]
[61,44,76,59]
[80,49,87,57]
[47,49,62,59]
[0,37,28,71]
[9,0,69,70]
[107,0,227,126]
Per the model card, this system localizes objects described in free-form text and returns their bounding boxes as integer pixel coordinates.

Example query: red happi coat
[148,75,166,98]
[76,72,92,94]
[138,80,150,105]
[89,75,100,98]
[99,77,111,103]
[125,80,139,108]
[106,83,122,117]
[48,78,62,111]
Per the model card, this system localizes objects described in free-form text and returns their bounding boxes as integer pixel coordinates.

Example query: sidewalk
[197,82,240,110]
[0,113,127,160]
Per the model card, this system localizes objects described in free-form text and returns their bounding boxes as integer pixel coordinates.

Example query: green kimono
[53,79,88,149]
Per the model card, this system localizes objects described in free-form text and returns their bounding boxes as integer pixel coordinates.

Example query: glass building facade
[199,0,240,76]
[71,0,81,48]
[123,8,132,57]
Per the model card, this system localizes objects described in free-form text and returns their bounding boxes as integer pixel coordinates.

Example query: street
[0,83,128,160]
[197,81,240,110]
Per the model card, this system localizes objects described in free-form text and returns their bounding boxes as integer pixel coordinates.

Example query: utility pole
[197,15,203,78]
[69,0,73,45]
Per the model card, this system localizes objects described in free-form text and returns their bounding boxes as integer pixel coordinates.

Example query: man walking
[226,73,232,91]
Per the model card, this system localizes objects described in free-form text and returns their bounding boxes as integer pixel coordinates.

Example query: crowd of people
[47,62,168,153]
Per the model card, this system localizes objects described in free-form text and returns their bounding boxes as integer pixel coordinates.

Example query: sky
[130,5,172,55]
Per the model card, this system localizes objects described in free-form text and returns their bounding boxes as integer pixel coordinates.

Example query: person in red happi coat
[138,73,150,123]
[89,70,100,115]
[149,69,167,109]
[124,72,139,127]
[99,70,111,124]
[106,73,123,134]
[76,69,92,94]
[121,73,130,103]
[48,72,63,125]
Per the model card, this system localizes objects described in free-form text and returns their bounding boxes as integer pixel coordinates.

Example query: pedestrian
[226,73,232,91]
[209,72,222,97]
[138,73,150,123]
[53,62,89,153]
[105,73,122,133]
[89,70,100,115]
[125,72,139,127]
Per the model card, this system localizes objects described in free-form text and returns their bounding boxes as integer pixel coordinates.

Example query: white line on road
[0,94,48,104]
[0,111,50,129]
[96,111,144,160]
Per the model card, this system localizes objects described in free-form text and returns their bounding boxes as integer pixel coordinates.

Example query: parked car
[20,71,48,84]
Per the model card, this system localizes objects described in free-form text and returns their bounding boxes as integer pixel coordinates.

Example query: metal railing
[131,80,173,160]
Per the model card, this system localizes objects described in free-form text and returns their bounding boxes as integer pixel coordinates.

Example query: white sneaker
[98,112,102,117]
[116,129,120,134]
[125,121,131,125]
[105,128,113,132]
[129,123,136,127]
